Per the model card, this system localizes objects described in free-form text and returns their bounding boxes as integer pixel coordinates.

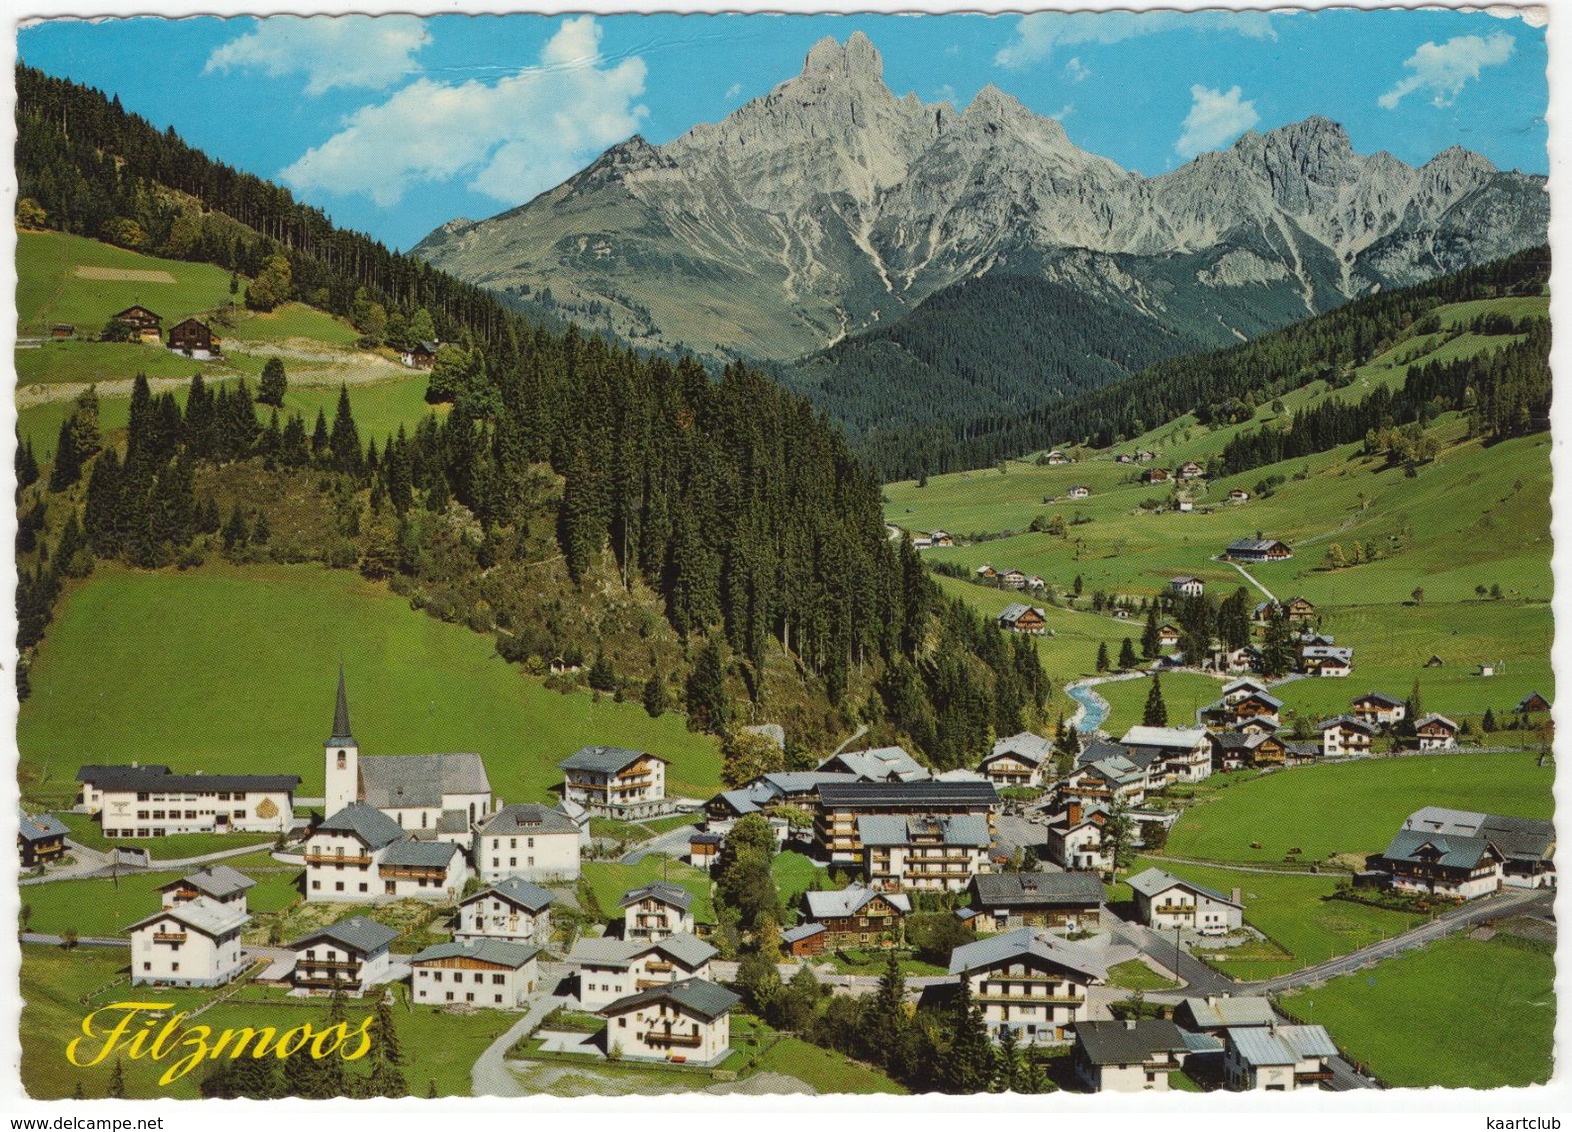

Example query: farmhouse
[559,746,669,819]
[568,933,718,1009]
[128,897,249,988]
[166,317,220,357]
[1349,691,1407,726]
[998,568,1030,590]
[1223,1025,1338,1091]
[976,565,997,580]
[1175,995,1274,1034]
[782,922,828,957]
[1227,489,1250,503]
[402,340,439,368]
[1412,713,1459,751]
[303,802,406,902]
[1517,692,1552,714]
[474,803,581,883]
[1135,450,1156,462]
[378,838,469,899]
[322,669,493,831]
[1169,576,1204,598]
[1208,731,1292,771]
[159,865,254,912]
[1220,677,1270,703]
[1143,468,1171,484]
[1067,485,1091,500]
[966,871,1104,932]
[1126,867,1242,934]
[1279,596,1316,622]
[1300,645,1354,677]
[1366,829,1504,899]
[77,764,298,839]
[1061,753,1147,808]
[998,604,1048,634]
[290,916,399,995]
[1224,538,1292,562]
[1319,716,1376,757]
[688,830,723,869]
[1074,1020,1192,1092]
[18,811,68,869]
[599,978,740,1066]
[1203,689,1282,728]
[109,305,162,342]
[1401,807,1555,888]
[947,928,1106,1044]
[456,876,555,945]
[801,884,911,948]
[927,529,954,547]
[1043,801,1112,872]
[620,881,695,941]
[859,813,993,892]
[1156,623,1181,648]
[1045,450,1073,465]
[1176,462,1205,481]
[411,939,540,1008]
[1175,499,1194,513]
[977,731,1053,789]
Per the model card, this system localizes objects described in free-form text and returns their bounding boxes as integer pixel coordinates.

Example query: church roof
[360,753,490,809]
[326,665,355,747]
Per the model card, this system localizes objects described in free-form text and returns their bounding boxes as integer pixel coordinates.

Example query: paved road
[470,963,586,1097]
[620,824,699,866]
[20,932,128,948]
[1223,559,1276,603]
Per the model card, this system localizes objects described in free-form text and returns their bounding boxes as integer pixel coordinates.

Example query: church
[323,668,495,835]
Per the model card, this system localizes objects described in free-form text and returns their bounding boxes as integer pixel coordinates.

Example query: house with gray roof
[304,802,409,903]
[379,837,469,900]
[947,927,1107,1045]
[411,939,541,1008]
[1119,725,1213,784]
[816,746,930,784]
[1224,1025,1339,1091]
[1043,800,1113,873]
[997,603,1047,635]
[567,932,718,1009]
[1062,753,1147,808]
[1401,807,1555,888]
[560,746,670,819]
[1366,828,1505,899]
[1224,538,1292,562]
[289,916,400,995]
[782,921,828,957]
[1319,714,1376,757]
[458,877,556,946]
[1074,1019,1192,1092]
[475,803,581,883]
[814,779,998,863]
[18,811,69,868]
[76,763,298,839]
[620,881,696,941]
[1175,994,1275,1033]
[978,731,1054,789]
[1127,867,1242,934]
[966,871,1105,932]
[128,896,249,988]
[158,865,256,912]
[859,813,993,892]
[801,884,911,948]
[1412,713,1460,750]
[600,977,741,1066]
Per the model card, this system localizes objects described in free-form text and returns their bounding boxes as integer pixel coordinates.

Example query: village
[18,643,1555,1095]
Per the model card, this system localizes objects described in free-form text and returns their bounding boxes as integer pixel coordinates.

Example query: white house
[1043,801,1111,873]
[1224,1025,1338,1091]
[947,928,1106,1045]
[410,939,540,1009]
[457,877,556,946]
[303,803,407,902]
[568,933,718,1009]
[600,978,740,1066]
[620,882,696,941]
[128,897,249,988]
[1413,713,1460,751]
[77,764,298,839]
[977,732,1053,789]
[1075,1020,1192,1092]
[290,916,399,995]
[158,865,255,912]
[559,746,669,819]
[1319,716,1376,757]
[1367,829,1504,900]
[1119,725,1213,785]
[377,838,469,901]
[474,803,582,883]
[859,813,993,892]
[1067,485,1091,499]
[1349,691,1407,727]
[1400,807,1555,889]
[1127,867,1243,934]
[1169,576,1204,599]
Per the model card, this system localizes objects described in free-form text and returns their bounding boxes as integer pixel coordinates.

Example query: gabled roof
[462,876,556,912]
[857,813,991,848]
[998,603,1046,624]
[968,871,1104,908]
[818,747,930,784]
[1377,829,1501,869]
[984,731,1053,768]
[1076,738,1132,768]
[381,839,462,868]
[1079,755,1145,785]
[1402,807,1554,861]
[317,802,406,849]
[1177,996,1274,1029]
[760,770,858,795]
[1226,538,1290,553]
[127,896,248,939]
[412,939,540,969]
[290,915,398,955]
[947,927,1106,982]
[1318,715,1376,735]
[361,753,490,809]
[1126,866,1238,907]
[1351,691,1404,707]
[75,764,299,794]
[476,803,579,836]
[160,865,256,900]
[18,812,69,843]
[1227,1025,1338,1066]
[600,977,740,1022]
[434,809,473,834]
[1077,1020,1188,1065]
[1120,725,1207,750]
[638,933,719,968]
[559,746,666,774]
[620,881,694,913]
[804,884,912,919]
[1413,713,1459,731]
[782,922,826,944]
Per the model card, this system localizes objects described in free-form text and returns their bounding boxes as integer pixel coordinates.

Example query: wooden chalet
[800,884,911,949]
[167,318,220,356]
[110,305,162,341]
[1224,538,1293,562]
[1143,467,1171,484]
[998,568,1029,590]
[1227,489,1250,502]
[49,323,74,339]
[1413,714,1459,751]
[998,603,1047,635]
[1367,829,1504,900]
[1349,691,1406,727]
[1176,461,1205,480]
[1067,485,1091,499]
[1279,596,1316,622]
[18,812,69,869]
[1518,692,1552,714]
[1156,623,1181,648]
[404,340,439,368]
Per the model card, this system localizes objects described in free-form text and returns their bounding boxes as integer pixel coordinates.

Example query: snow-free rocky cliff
[413,32,1547,372]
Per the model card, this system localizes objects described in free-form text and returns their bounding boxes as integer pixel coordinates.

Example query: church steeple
[327,664,354,746]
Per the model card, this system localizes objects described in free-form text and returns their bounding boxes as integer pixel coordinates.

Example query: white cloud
[1378,32,1515,109]
[1175,84,1259,158]
[996,11,1275,70]
[205,15,428,96]
[1050,104,1074,122]
[1063,57,1092,84]
[933,84,958,105]
[280,17,648,208]
[725,82,742,100]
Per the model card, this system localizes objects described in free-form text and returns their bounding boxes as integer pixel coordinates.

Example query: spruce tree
[1095,641,1109,673]
[1118,638,1138,670]
[642,673,669,718]
[941,980,995,1094]
[310,409,330,459]
[108,1058,125,1098]
[1141,606,1161,659]
[259,356,287,406]
[1143,674,1168,727]
[685,639,729,734]
[328,384,363,475]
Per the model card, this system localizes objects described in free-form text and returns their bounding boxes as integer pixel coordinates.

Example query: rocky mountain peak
[804,31,884,84]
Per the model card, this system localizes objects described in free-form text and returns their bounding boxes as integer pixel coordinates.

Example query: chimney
[1125,1019,1137,1031]
[1068,801,1083,825]
[1232,887,1242,905]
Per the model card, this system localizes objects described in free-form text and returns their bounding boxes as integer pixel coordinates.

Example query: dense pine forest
[861,246,1550,482]
[13,64,1048,767]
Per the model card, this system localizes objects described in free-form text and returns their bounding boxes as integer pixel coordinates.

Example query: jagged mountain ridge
[413,31,1547,376]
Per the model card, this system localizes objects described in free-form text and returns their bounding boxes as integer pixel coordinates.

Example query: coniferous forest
[13,64,1048,768]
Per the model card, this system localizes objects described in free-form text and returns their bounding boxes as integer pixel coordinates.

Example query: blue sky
[16,8,1549,251]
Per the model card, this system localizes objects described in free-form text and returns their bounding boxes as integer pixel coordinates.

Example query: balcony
[975,992,1085,1006]
[152,931,187,943]
[380,866,447,880]
[644,960,675,973]
[1295,1070,1334,1084]
[297,958,362,970]
[304,853,373,866]
[295,974,361,989]
[642,1030,703,1048]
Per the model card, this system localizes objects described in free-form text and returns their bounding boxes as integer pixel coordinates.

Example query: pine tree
[310,409,330,459]
[1407,678,1423,721]
[587,651,616,692]
[1118,638,1138,669]
[685,639,730,734]
[1095,641,1109,673]
[642,673,669,718]
[1482,707,1498,733]
[259,356,287,407]
[1141,606,1161,659]
[108,1058,125,1098]
[328,385,363,475]
[1143,674,1168,727]
[940,980,995,1094]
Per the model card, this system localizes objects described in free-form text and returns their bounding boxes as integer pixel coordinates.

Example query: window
[466,993,474,1003]
[495,995,503,1004]
[510,838,517,849]
[335,882,344,892]
[337,751,346,769]
[527,837,534,849]
[527,857,534,868]
[493,974,505,985]
[433,972,442,982]
[358,883,368,892]
[171,963,179,972]
[311,881,320,890]
[143,962,151,971]
[445,992,454,1002]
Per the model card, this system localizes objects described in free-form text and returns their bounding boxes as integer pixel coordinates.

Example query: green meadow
[578,855,716,925]
[18,564,723,810]
[21,858,302,939]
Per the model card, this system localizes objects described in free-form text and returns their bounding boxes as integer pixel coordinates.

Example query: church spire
[328,665,354,745]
